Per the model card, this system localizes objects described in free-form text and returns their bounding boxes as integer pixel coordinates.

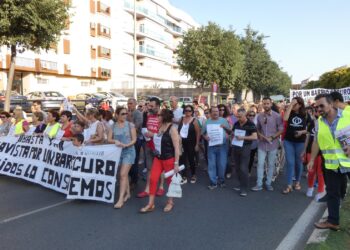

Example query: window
[81,82,89,87]
[98,2,110,15]
[98,24,111,38]
[37,78,49,85]
[101,68,111,78]
[98,46,111,58]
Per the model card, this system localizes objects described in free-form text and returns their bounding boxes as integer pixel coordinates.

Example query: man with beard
[137,97,165,198]
[309,94,350,231]
[251,97,284,191]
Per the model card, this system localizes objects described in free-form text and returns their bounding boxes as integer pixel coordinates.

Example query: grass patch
[306,196,350,250]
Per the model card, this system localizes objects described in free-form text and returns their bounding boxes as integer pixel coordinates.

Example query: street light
[133,0,137,99]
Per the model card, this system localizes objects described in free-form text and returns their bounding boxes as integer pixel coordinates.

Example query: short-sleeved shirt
[129,109,143,137]
[256,110,284,151]
[232,120,257,146]
[62,122,73,138]
[172,107,183,129]
[284,112,309,143]
[202,117,230,145]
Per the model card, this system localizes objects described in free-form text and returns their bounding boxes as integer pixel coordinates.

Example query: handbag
[166,173,182,198]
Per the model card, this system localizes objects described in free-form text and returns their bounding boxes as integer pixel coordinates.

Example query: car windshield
[110,93,126,98]
[92,93,106,98]
[0,91,20,96]
[44,92,64,97]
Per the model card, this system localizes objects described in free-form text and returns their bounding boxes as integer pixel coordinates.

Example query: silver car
[26,91,65,111]
[98,92,128,108]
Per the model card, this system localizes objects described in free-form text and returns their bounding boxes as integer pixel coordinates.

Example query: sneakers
[266,185,274,191]
[318,193,328,203]
[208,184,218,190]
[219,183,226,188]
[306,187,314,197]
[156,188,165,196]
[180,178,188,185]
[251,185,263,191]
[225,173,232,179]
[315,192,326,202]
[240,191,248,197]
[190,176,197,184]
[233,186,241,191]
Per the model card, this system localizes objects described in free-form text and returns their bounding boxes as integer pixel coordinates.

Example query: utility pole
[133,0,137,99]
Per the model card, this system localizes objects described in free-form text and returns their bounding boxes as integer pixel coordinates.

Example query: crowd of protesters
[0,92,349,229]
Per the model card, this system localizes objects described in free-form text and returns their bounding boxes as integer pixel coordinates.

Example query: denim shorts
[119,147,136,165]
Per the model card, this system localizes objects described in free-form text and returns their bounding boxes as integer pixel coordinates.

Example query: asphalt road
[0,164,318,250]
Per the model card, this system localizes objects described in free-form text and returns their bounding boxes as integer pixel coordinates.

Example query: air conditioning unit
[90,23,96,29]
[66,65,71,70]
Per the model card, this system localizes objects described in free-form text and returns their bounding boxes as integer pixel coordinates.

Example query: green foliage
[176,22,244,91]
[304,68,350,89]
[177,23,291,99]
[0,0,70,51]
[238,26,291,99]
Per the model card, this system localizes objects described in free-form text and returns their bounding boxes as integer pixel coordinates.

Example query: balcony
[97,23,111,38]
[98,67,111,79]
[5,55,35,71]
[124,0,182,35]
[97,1,110,15]
[98,46,111,59]
[138,25,172,46]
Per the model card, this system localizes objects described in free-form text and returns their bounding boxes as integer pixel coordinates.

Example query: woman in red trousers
[140,108,180,213]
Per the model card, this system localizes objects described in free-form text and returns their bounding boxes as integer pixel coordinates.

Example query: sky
[169,0,350,84]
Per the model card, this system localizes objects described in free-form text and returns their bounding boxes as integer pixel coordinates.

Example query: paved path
[0,166,317,250]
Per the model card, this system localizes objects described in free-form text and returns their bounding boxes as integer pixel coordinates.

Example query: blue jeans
[284,140,304,186]
[207,143,228,185]
[256,148,278,187]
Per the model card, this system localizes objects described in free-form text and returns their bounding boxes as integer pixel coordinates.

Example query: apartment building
[0,0,197,97]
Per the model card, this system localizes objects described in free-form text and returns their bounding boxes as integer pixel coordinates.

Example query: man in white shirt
[169,96,183,129]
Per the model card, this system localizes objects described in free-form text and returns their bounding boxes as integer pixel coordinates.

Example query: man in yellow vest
[308,93,350,231]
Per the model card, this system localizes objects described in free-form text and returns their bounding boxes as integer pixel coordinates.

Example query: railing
[139,25,172,45]
[124,0,182,34]
[40,60,58,70]
[138,45,172,62]
[16,57,35,68]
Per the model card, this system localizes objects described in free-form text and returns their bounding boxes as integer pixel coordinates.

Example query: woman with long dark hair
[178,105,201,184]
[282,97,308,194]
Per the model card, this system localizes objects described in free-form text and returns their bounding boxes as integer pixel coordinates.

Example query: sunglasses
[185,110,192,113]
[204,112,209,114]
[264,116,268,124]
[219,109,225,111]
[248,114,255,117]
[314,104,325,110]
[138,105,143,108]
[120,112,128,116]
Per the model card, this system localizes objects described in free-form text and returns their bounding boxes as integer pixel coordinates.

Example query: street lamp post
[133,0,137,99]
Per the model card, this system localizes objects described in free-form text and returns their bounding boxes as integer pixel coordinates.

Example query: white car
[98,92,128,108]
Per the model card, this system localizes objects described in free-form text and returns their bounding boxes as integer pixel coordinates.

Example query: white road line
[0,200,72,224]
[275,200,325,250]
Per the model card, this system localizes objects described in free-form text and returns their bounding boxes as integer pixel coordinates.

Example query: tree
[176,22,243,99]
[0,0,70,111]
[304,67,350,89]
[237,26,291,101]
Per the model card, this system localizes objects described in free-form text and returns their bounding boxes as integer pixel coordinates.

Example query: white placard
[207,124,223,146]
[153,133,162,154]
[290,87,350,102]
[232,129,246,147]
[180,123,189,138]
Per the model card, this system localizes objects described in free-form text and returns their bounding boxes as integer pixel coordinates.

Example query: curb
[306,209,329,244]
[275,200,326,250]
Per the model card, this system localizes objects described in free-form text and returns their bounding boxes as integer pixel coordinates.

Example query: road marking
[275,200,325,250]
[0,200,72,224]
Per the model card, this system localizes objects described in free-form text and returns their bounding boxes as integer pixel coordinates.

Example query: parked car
[178,97,193,107]
[26,91,65,111]
[0,91,31,112]
[98,92,128,108]
[71,93,110,111]
[139,95,163,103]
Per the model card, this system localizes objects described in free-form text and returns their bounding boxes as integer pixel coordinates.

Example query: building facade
[0,0,198,97]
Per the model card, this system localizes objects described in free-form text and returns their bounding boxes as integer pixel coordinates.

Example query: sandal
[282,186,293,195]
[139,204,155,213]
[294,183,301,191]
[163,201,174,213]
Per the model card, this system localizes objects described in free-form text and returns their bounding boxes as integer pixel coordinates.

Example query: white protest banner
[232,129,246,147]
[0,135,121,203]
[290,87,350,102]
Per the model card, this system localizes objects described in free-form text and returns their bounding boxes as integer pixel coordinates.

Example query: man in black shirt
[232,108,258,197]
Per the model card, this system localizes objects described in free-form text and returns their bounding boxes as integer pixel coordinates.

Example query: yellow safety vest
[317,112,350,170]
[44,123,61,138]
[14,120,25,135]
